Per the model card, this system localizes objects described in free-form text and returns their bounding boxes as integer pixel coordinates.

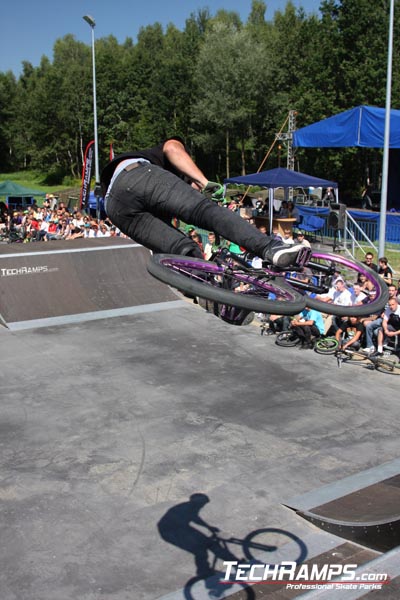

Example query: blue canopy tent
[292,105,400,212]
[225,166,338,189]
[292,105,400,148]
[224,167,338,234]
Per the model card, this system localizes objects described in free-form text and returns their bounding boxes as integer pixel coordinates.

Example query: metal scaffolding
[275,110,297,171]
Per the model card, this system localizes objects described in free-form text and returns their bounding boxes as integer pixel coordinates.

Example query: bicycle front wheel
[296,252,389,317]
[148,254,306,315]
[314,337,339,355]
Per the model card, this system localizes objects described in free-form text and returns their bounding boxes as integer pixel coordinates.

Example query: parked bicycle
[148,247,389,318]
[335,346,400,375]
[275,329,339,354]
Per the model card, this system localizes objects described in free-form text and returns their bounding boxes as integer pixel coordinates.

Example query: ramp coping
[299,546,400,599]
[5,300,188,331]
[0,242,141,259]
[286,457,400,512]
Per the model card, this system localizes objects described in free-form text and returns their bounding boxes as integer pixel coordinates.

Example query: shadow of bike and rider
[157,492,308,599]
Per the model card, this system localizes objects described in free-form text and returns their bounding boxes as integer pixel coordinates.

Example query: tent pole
[240,114,290,203]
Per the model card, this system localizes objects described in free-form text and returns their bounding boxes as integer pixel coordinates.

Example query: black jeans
[293,324,320,343]
[105,163,273,257]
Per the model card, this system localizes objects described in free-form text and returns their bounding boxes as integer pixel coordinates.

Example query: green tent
[0,180,46,198]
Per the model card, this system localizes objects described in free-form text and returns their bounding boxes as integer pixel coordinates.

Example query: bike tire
[299,252,389,317]
[243,527,307,565]
[148,254,306,315]
[184,574,255,600]
[275,331,301,347]
[314,337,339,355]
[375,355,400,375]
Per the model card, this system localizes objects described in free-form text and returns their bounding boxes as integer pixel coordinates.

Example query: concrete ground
[1,301,400,600]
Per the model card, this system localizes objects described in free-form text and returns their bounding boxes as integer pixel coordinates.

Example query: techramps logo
[222,560,390,591]
[0,265,59,277]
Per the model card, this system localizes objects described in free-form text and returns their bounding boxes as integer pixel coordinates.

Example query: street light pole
[378,0,395,258]
[83,15,101,219]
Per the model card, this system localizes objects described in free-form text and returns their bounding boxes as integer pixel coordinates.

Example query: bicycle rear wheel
[375,354,400,375]
[148,254,306,315]
[289,252,389,317]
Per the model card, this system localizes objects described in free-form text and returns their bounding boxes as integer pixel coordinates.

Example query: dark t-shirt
[100,137,186,196]
[338,321,365,338]
[362,260,378,272]
[378,265,393,279]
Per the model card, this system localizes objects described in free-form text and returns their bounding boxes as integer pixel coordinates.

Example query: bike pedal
[296,246,312,267]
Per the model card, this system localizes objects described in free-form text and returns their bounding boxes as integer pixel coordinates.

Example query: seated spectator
[204,232,220,260]
[350,282,368,305]
[290,307,325,349]
[59,218,72,240]
[317,277,352,307]
[322,187,335,204]
[86,223,98,238]
[280,226,294,245]
[335,316,365,351]
[378,256,393,285]
[45,218,61,241]
[295,231,311,248]
[278,200,289,218]
[35,219,48,242]
[287,201,300,223]
[373,297,400,355]
[261,312,291,334]
[362,252,378,272]
[357,272,375,293]
[361,284,398,353]
[316,277,352,333]
[227,199,239,213]
[188,231,204,256]
[97,224,111,238]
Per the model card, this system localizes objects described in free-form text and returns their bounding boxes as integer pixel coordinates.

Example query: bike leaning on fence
[147,246,389,318]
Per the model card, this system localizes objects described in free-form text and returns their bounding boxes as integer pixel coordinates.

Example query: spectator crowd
[1,194,399,357]
[0,198,126,242]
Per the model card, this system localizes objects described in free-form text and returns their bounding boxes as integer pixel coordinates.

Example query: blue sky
[1,0,321,77]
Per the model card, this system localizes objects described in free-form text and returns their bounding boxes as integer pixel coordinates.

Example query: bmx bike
[275,329,339,354]
[147,248,388,317]
[184,528,307,600]
[335,346,400,375]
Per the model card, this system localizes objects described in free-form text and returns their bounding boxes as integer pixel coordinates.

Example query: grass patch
[0,171,80,195]
[0,171,82,206]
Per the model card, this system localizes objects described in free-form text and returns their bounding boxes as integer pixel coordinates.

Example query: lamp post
[83,14,101,219]
[378,0,395,258]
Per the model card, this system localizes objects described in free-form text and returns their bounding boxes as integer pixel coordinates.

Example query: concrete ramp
[0,238,183,329]
[287,465,400,553]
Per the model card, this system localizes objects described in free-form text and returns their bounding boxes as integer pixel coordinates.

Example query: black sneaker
[370,351,383,358]
[263,241,306,269]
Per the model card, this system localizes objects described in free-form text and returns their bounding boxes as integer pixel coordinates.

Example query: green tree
[0,71,18,170]
[193,18,271,177]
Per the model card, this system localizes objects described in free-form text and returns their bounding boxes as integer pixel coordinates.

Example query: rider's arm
[191,514,218,532]
[342,329,362,349]
[335,327,344,341]
[163,139,208,191]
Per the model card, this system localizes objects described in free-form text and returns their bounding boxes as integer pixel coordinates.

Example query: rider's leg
[105,173,203,257]
[107,164,304,266]
[364,318,382,349]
